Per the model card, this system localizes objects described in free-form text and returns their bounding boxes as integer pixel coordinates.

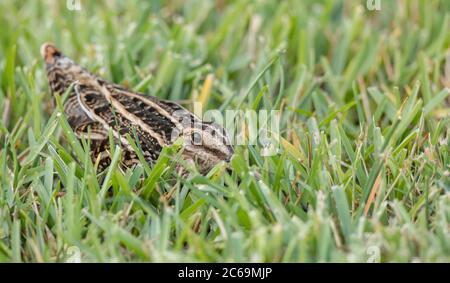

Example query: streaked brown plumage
[41,43,233,173]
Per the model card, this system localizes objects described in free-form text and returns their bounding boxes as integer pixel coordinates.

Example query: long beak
[40,42,62,64]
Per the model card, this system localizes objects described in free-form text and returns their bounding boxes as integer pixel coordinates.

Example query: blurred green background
[0,0,449,262]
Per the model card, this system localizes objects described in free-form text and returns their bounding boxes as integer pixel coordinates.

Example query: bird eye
[191,132,202,144]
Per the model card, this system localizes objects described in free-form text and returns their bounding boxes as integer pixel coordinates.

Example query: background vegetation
[0,0,449,262]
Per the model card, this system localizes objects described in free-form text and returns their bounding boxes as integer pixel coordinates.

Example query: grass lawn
[0,0,449,262]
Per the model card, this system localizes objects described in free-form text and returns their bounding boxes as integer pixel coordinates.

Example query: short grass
[0,0,449,262]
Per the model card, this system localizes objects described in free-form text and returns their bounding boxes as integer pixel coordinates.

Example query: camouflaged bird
[41,43,233,174]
